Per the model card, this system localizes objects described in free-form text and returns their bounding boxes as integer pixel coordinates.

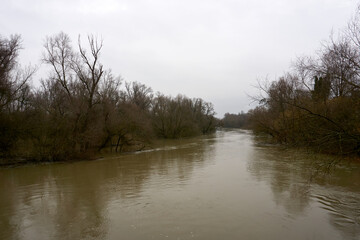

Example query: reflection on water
[0,130,359,240]
[0,136,215,240]
[248,144,360,239]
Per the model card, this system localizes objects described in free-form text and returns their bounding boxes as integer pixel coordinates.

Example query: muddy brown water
[1,129,359,239]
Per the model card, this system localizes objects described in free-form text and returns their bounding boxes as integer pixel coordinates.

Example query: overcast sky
[1,0,358,117]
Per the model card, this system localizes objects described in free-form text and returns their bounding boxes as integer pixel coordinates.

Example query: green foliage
[313,76,331,101]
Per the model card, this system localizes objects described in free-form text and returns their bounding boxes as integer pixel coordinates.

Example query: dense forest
[0,33,217,164]
[221,112,249,129]
[248,10,360,156]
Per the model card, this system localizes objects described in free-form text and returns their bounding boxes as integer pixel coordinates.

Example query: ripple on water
[312,191,360,238]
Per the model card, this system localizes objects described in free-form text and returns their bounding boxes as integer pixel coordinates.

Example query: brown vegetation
[221,111,249,129]
[248,9,360,156]
[0,33,217,164]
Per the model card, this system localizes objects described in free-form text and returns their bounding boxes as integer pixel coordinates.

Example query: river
[0,129,359,240]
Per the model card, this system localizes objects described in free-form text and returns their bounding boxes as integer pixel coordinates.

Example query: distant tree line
[248,8,360,156]
[221,111,249,129]
[0,32,217,163]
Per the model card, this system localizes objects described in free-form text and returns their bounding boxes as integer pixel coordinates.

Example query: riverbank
[0,134,214,168]
[3,128,359,168]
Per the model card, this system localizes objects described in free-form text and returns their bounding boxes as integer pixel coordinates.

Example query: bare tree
[124,81,153,111]
[43,32,75,100]
[74,35,104,110]
[0,35,35,112]
[0,34,36,156]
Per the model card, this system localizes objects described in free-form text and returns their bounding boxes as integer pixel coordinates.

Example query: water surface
[1,130,359,239]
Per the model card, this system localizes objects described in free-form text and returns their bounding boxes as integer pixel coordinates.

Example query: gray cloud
[0,0,357,116]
